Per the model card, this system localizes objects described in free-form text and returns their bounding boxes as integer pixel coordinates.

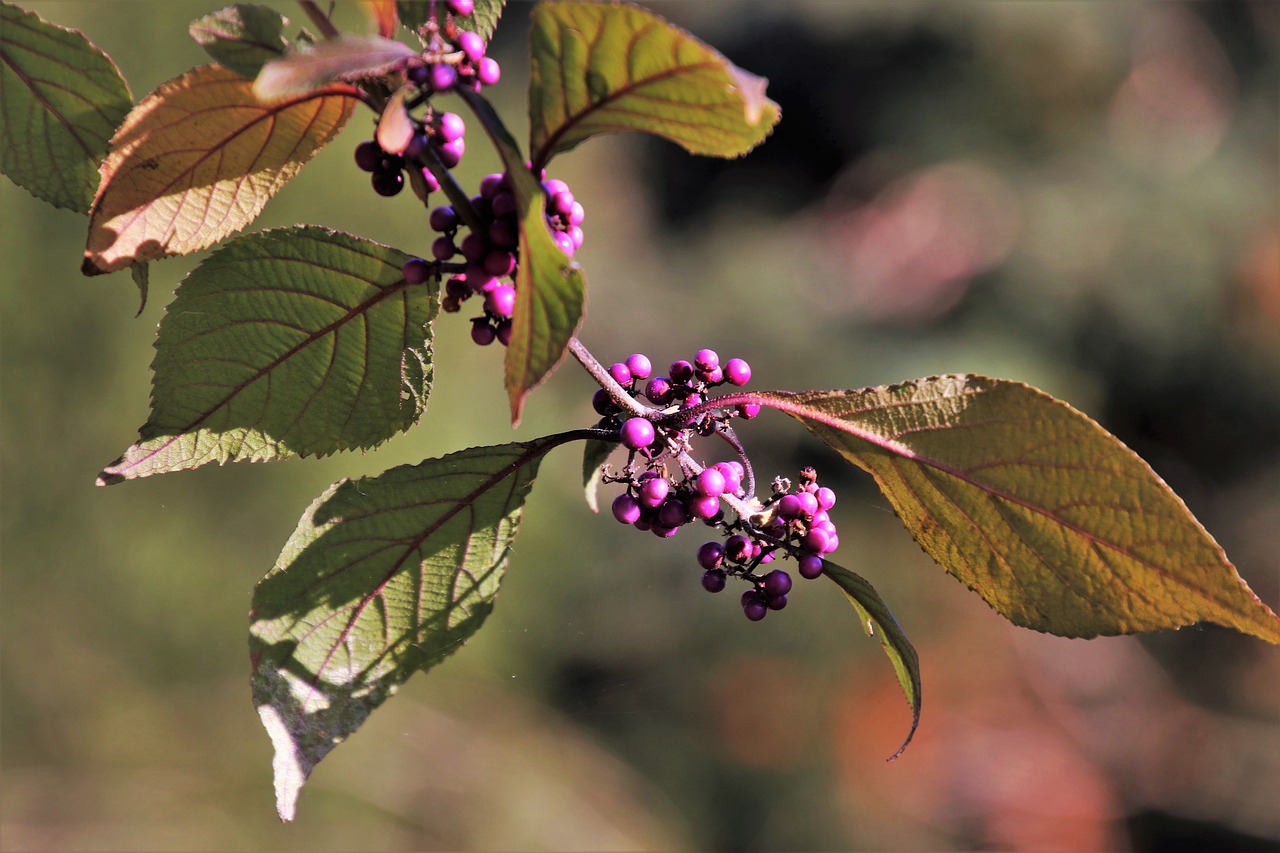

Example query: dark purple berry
[483,250,516,277]
[495,320,512,346]
[488,219,517,249]
[354,140,381,172]
[762,569,792,597]
[431,236,456,261]
[466,266,498,294]
[445,276,470,301]
[620,417,655,450]
[407,64,430,86]
[402,257,431,284]
[479,173,507,198]
[725,535,752,563]
[798,555,824,580]
[592,388,619,416]
[724,358,751,386]
[625,354,651,380]
[460,233,486,263]
[436,137,465,168]
[429,206,457,233]
[612,493,641,525]
[371,170,404,196]
[651,524,678,539]
[766,594,788,611]
[702,570,727,593]
[645,376,673,405]
[696,541,725,570]
[405,133,430,161]
[491,191,517,219]
[657,498,689,528]
[743,598,768,622]
[470,318,495,345]
[669,360,694,383]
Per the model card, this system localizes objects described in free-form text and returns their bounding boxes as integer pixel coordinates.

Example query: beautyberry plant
[3,0,1278,823]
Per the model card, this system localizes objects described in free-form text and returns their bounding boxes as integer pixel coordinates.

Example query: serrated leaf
[758,376,1280,643]
[189,4,290,79]
[822,562,921,760]
[82,65,356,275]
[98,226,436,483]
[582,438,615,512]
[253,34,416,100]
[250,436,572,820]
[397,0,505,40]
[464,91,585,424]
[0,1,131,213]
[528,1,780,169]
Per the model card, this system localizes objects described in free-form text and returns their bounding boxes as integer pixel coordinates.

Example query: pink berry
[620,417,655,450]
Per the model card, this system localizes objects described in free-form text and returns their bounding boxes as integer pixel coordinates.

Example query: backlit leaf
[0,1,131,213]
[189,4,290,79]
[375,85,414,155]
[250,436,574,820]
[582,438,615,512]
[397,0,505,40]
[463,91,586,424]
[98,226,436,483]
[758,376,1280,643]
[253,34,416,100]
[528,1,780,169]
[363,0,398,38]
[823,562,920,760]
[83,65,356,275]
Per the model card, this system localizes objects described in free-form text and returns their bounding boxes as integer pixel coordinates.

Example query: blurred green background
[3,1,1278,850]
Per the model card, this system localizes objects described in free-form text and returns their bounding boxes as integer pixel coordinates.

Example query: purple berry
[651,524,678,539]
[431,236,456,261]
[569,225,586,250]
[776,494,803,520]
[657,498,689,528]
[437,112,466,143]
[796,491,820,517]
[620,417,655,450]
[766,594,788,611]
[458,31,485,63]
[798,555,824,580]
[724,358,752,386]
[488,220,517,249]
[625,354,652,380]
[762,569,792,597]
[354,140,381,172]
[802,527,831,555]
[638,476,669,509]
[479,173,507,198]
[543,178,570,197]
[491,191,517,219]
[460,233,486,263]
[725,535,752,563]
[470,318,495,345]
[688,494,721,520]
[743,598,768,622]
[825,534,839,553]
[699,366,723,385]
[429,206,458,233]
[447,0,474,14]
[484,284,516,317]
[737,403,761,420]
[612,493,641,525]
[402,257,431,284]
[645,376,673,405]
[551,190,576,217]
[694,348,719,371]
[466,265,498,294]
[702,570,727,593]
[495,320,513,346]
[569,201,586,227]
[430,63,458,93]
[420,167,440,193]
[477,57,501,86]
[592,388,619,416]
[695,468,726,498]
[713,462,742,495]
[436,137,465,168]
[816,487,836,510]
[483,250,516,278]
[371,170,404,196]
[445,275,470,301]
[608,362,632,386]
[669,360,694,383]
[552,230,575,256]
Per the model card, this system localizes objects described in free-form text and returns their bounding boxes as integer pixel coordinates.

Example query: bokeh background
[3,1,1278,850]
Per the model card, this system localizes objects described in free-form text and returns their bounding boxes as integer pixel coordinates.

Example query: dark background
[3,1,1278,850]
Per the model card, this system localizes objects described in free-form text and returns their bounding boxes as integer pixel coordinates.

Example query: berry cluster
[427,171,586,344]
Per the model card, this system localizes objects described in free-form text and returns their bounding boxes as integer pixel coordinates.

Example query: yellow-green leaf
[83,65,356,275]
[528,1,780,169]
[758,376,1280,644]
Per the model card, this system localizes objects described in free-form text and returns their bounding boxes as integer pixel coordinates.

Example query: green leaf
[463,91,586,424]
[823,562,920,761]
[0,1,131,213]
[253,34,416,100]
[83,65,356,275]
[528,1,780,169]
[98,226,436,484]
[582,438,615,512]
[189,4,290,79]
[758,376,1280,643]
[250,436,572,820]
[397,0,505,39]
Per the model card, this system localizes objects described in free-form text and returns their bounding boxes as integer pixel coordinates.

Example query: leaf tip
[81,255,109,277]
[257,703,304,821]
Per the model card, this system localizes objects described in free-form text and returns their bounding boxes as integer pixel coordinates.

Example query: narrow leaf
[129,262,149,316]
[397,0,505,40]
[250,436,574,820]
[757,376,1280,643]
[375,86,414,155]
[98,226,436,483]
[582,438,615,512]
[253,34,416,100]
[823,562,921,760]
[0,1,131,213]
[463,91,586,424]
[528,1,780,169]
[83,65,356,275]
[189,4,290,79]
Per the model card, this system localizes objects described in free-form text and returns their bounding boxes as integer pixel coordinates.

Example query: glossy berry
[696,541,724,570]
[657,499,689,528]
[495,320,513,346]
[737,403,761,420]
[724,358,752,386]
[743,596,768,622]
[816,487,836,510]
[437,112,466,143]
[484,285,516,317]
[762,569,792,597]
[669,360,694,383]
[766,594,788,611]
[625,354,651,380]
[645,376,673,405]
[429,206,458,233]
[776,494,803,519]
[354,141,381,172]
[725,535,752,563]
[431,236,456,261]
[459,31,486,63]
[798,554,824,580]
[436,137,465,168]
[477,57,501,86]
[608,363,632,386]
[592,388,619,416]
[371,170,404,196]
[701,570,727,593]
[612,493,641,525]
[620,417,655,450]
[688,494,720,520]
[694,348,719,371]
[695,468,725,498]
[447,0,474,14]
[402,257,431,284]
[470,318,495,345]
[796,491,820,517]
[638,476,669,509]
[802,527,831,554]
[430,63,458,93]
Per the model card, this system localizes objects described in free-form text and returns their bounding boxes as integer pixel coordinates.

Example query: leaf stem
[297,0,340,40]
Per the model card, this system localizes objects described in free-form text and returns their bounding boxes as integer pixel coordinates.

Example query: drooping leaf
[250,435,577,820]
[528,1,780,169]
[463,90,586,424]
[253,34,416,100]
[363,0,399,38]
[98,226,436,484]
[0,1,131,213]
[757,376,1280,643]
[129,262,149,316]
[397,0,505,40]
[375,85,414,155]
[83,65,356,275]
[582,438,615,512]
[189,4,290,79]
[822,562,921,760]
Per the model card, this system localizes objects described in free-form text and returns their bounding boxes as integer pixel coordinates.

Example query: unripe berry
[612,493,641,525]
[724,358,752,386]
[620,417,655,450]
